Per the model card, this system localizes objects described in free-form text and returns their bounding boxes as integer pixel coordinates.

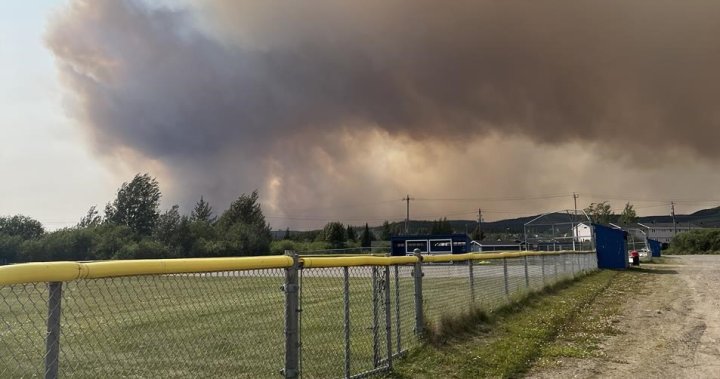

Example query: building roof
[637,222,700,229]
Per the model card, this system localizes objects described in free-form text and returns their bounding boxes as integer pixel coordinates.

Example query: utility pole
[402,194,414,235]
[573,192,579,218]
[477,208,483,240]
[572,193,579,250]
[671,201,677,237]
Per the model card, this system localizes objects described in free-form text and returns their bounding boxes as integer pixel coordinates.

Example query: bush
[667,229,720,254]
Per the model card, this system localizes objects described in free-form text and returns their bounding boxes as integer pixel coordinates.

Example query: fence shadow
[629,267,679,275]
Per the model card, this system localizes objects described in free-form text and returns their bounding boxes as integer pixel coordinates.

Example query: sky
[2,1,720,231]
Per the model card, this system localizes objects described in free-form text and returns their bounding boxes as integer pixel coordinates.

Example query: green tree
[346,225,357,242]
[154,205,181,246]
[360,223,374,249]
[619,202,638,225]
[323,222,347,248]
[0,215,45,240]
[216,190,273,255]
[105,173,161,236]
[77,206,102,228]
[380,221,392,240]
[191,196,215,223]
[584,201,614,224]
[431,217,453,234]
[283,228,291,240]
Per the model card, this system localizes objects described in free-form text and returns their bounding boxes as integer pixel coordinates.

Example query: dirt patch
[527,255,720,378]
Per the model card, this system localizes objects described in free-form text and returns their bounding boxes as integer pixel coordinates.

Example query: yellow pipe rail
[0,251,595,285]
[301,255,418,268]
[0,256,294,286]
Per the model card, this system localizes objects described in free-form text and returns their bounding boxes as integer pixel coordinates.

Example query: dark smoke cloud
[46,0,720,226]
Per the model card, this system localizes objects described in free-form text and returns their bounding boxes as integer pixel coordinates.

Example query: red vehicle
[629,250,640,266]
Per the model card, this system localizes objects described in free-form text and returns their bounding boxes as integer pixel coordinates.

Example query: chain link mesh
[1,252,597,378]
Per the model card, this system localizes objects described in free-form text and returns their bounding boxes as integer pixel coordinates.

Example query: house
[572,222,593,242]
[637,222,702,244]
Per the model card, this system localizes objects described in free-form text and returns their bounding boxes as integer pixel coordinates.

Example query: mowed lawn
[1,259,574,378]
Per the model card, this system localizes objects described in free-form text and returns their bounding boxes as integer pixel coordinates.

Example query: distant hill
[274,206,720,239]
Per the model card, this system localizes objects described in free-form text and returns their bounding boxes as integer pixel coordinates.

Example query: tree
[283,228,291,240]
[0,215,45,239]
[584,201,614,224]
[216,190,273,255]
[191,196,215,223]
[323,222,347,248]
[346,225,357,242]
[380,221,392,240]
[360,223,374,249]
[431,217,453,234]
[471,225,485,241]
[619,202,638,225]
[154,205,182,246]
[105,173,161,236]
[77,206,102,228]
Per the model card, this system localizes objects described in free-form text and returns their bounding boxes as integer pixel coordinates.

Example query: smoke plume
[46,0,720,227]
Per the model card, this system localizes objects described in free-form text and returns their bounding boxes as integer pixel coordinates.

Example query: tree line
[0,174,404,264]
[1,174,272,263]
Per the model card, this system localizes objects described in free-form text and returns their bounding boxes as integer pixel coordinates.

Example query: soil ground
[527,255,720,378]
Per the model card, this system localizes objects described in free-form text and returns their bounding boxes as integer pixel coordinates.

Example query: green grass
[387,270,620,379]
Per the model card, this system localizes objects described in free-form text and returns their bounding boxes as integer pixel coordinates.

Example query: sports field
[0,255,585,378]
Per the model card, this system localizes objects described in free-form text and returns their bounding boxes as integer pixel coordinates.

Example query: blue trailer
[593,223,628,269]
[390,234,471,256]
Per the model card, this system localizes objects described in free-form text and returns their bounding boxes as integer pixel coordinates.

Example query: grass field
[0,255,589,378]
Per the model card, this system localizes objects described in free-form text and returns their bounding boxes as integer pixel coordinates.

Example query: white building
[637,223,701,244]
[572,223,593,242]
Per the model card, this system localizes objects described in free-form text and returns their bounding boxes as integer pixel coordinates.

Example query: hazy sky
[3,1,720,230]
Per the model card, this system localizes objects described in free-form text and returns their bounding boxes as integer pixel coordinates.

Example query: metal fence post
[468,258,475,306]
[412,249,424,337]
[541,254,546,285]
[394,265,401,354]
[383,266,393,369]
[503,258,510,299]
[523,255,530,289]
[372,267,380,367]
[343,267,351,379]
[45,282,62,379]
[282,251,300,379]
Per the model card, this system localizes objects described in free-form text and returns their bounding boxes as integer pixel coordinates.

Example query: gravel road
[529,255,720,378]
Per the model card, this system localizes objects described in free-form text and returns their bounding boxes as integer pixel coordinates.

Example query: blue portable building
[647,238,662,257]
[390,234,471,256]
[593,224,628,269]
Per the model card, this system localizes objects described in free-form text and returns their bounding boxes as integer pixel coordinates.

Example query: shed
[647,238,662,258]
[593,223,628,269]
[390,234,470,256]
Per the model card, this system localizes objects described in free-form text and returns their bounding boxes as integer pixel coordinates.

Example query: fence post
[384,266,393,369]
[412,249,424,337]
[469,258,475,306]
[523,255,530,289]
[282,251,301,379]
[394,265,401,354]
[45,282,62,379]
[343,267,351,379]
[372,266,380,367]
[541,254,546,285]
[503,258,510,299]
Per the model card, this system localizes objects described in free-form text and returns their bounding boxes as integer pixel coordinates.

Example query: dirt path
[528,255,720,378]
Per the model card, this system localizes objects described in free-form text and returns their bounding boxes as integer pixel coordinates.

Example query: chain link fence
[1,251,597,378]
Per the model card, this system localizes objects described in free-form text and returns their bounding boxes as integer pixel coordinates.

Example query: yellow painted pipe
[0,256,294,285]
[300,255,418,268]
